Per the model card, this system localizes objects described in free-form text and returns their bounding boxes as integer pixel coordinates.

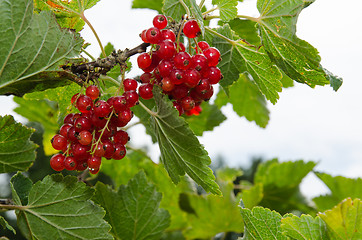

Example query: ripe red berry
[139,83,154,100]
[191,54,208,72]
[184,69,201,88]
[118,109,133,126]
[203,47,221,67]
[91,114,107,128]
[94,100,111,118]
[112,143,126,160]
[158,40,176,60]
[50,153,65,171]
[102,140,115,159]
[205,66,222,84]
[124,90,139,107]
[89,167,100,174]
[137,52,152,69]
[64,156,77,171]
[93,142,105,157]
[174,52,192,70]
[183,20,201,38]
[75,116,92,132]
[51,134,68,151]
[140,29,149,43]
[76,95,93,113]
[140,72,153,84]
[146,27,161,44]
[161,29,176,42]
[113,96,128,113]
[195,79,211,94]
[113,130,129,145]
[170,69,185,85]
[87,156,102,169]
[176,42,186,52]
[173,101,184,116]
[171,84,188,99]
[123,79,138,91]
[161,77,175,92]
[153,14,168,29]
[181,96,195,111]
[76,161,88,171]
[78,130,93,146]
[63,113,75,124]
[197,41,210,51]
[71,143,90,160]
[71,93,81,104]
[86,85,100,100]
[157,60,173,77]
[67,126,79,142]
[59,124,72,138]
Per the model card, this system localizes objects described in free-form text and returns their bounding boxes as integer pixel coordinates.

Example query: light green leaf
[228,19,260,45]
[151,88,221,195]
[132,98,157,143]
[281,214,328,240]
[132,0,162,12]
[256,0,342,89]
[318,198,362,240]
[16,174,112,240]
[216,167,243,183]
[212,25,282,103]
[240,206,287,240]
[216,74,270,128]
[0,115,37,173]
[212,0,238,22]
[163,0,187,21]
[241,183,264,209]
[94,171,170,240]
[313,172,362,211]
[185,101,226,136]
[0,216,15,235]
[0,0,83,96]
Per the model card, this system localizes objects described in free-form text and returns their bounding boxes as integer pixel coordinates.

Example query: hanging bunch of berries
[137,15,222,116]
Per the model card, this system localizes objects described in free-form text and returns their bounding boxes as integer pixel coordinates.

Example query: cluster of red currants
[137,14,222,115]
[49,83,138,174]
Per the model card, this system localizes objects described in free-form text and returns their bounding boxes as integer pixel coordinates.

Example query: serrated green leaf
[240,205,287,240]
[132,0,162,12]
[211,25,282,103]
[216,167,243,183]
[256,0,342,89]
[183,182,244,238]
[241,183,263,209]
[15,174,112,240]
[318,198,362,240]
[132,98,157,143]
[163,0,187,21]
[151,88,221,195]
[228,19,260,45]
[0,0,83,96]
[213,0,238,22]
[216,74,270,127]
[281,214,328,240]
[313,172,362,211]
[101,150,191,230]
[0,216,15,235]
[185,101,226,136]
[0,115,37,173]
[10,172,33,206]
[94,171,170,240]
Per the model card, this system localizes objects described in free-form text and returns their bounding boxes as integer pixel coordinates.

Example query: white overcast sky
[1,0,361,198]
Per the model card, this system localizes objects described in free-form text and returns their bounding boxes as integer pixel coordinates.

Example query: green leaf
[34,0,100,31]
[212,25,282,103]
[187,0,205,36]
[10,172,33,206]
[15,174,112,240]
[313,172,362,211]
[212,0,238,22]
[228,19,260,45]
[151,88,221,195]
[0,0,83,96]
[318,198,362,240]
[216,167,243,183]
[94,171,170,240]
[240,206,287,240]
[0,115,37,173]
[241,183,264,209]
[163,0,187,21]
[216,74,270,128]
[132,98,157,143]
[0,216,15,235]
[185,101,226,136]
[132,0,162,12]
[256,0,342,89]
[281,214,327,240]
[183,182,244,238]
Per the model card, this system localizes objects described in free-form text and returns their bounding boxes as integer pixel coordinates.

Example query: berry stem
[90,112,114,155]
[77,169,89,182]
[202,7,218,16]
[198,0,206,9]
[123,121,141,131]
[139,101,157,116]
[81,48,96,61]
[99,75,121,86]
[178,0,191,17]
[176,21,186,52]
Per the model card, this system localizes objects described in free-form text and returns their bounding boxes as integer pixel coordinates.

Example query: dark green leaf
[216,74,270,127]
[185,101,226,136]
[132,98,157,143]
[16,174,112,240]
[281,214,327,240]
[132,0,162,12]
[94,171,170,240]
[150,88,221,195]
[0,115,37,173]
[10,172,33,206]
[0,216,15,235]
[228,19,260,45]
[318,198,362,240]
[240,206,287,240]
[212,0,238,22]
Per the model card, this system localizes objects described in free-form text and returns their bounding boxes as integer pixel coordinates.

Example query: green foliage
[11,173,112,240]
[227,19,260,45]
[0,0,83,96]
[94,171,170,240]
[0,115,37,173]
[0,216,15,235]
[212,0,238,22]
[281,214,327,240]
[132,0,163,12]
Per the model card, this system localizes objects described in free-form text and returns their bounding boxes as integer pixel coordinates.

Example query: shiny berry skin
[157,60,173,77]
[137,52,152,69]
[197,41,210,51]
[89,167,100,174]
[140,29,148,43]
[78,130,93,146]
[118,109,133,126]
[195,79,211,94]
[63,113,75,124]
[51,134,68,151]
[199,85,214,100]
[153,14,168,29]
[113,143,126,160]
[176,42,186,52]
[183,20,201,38]
[64,156,77,171]
[76,161,88,171]
[181,96,195,111]
[206,66,222,84]
[102,140,115,159]
[170,69,184,85]
[140,72,153,84]
[86,85,100,100]
[123,79,138,91]
[76,95,93,113]
[67,126,78,142]
[75,116,92,132]
[161,29,176,42]
[91,114,107,128]
[173,101,184,116]
[71,93,81,104]
[113,130,129,145]
[139,83,154,100]
[93,142,105,157]
[50,153,65,171]
[158,40,176,60]
[59,124,72,138]
[124,90,139,107]
[71,143,90,160]
[94,100,111,118]
[203,47,221,67]
[184,69,201,88]
[171,84,188,99]
[161,77,175,92]
[87,156,102,169]
[191,54,208,72]
[146,27,161,44]
[174,52,191,70]
[113,96,128,113]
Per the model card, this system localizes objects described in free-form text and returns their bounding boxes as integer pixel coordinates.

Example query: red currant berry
[89,167,100,174]
[170,69,185,85]
[86,85,100,100]
[78,130,93,146]
[76,95,93,113]
[146,27,162,44]
[123,79,138,91]
[157,60,173,77]
[205,66,222,84]
[64,156,77,171]
[76,161,88,171]
[174,52,191,70]
[63,113,75,124]
[199,85,214,100]
[102,140,115,159]
[183,20,201,38]
[153,14,168,29]
[113,130,129,145]
[93,142,105,157]
[171,84,189,99]
[176,42,186,52]
[161,29,176,42]
[173,101,184,116]
[94,100,111,118]
[113,96,128,113]
[139,83,154,100]
[113,143,126,160]
[191,54,208,72]
[137,52,152,69]
[181,96,195,111]
[87,156,102,169]
[184,69,201,88]
[67,126,79,142]
[161,77,175,92]
[198,41,210,50]
[140,72,153,84]
[195,79,211,94]
[51,134,68,151]
[158,40,176,60]
[203,47,221,67]
[118,109,133,126]
[59,124,72,138]
[50,153,65,171]
[91,114,107,128]
[124,90,139,107]
[71,143,90,160]
[75,116,92,132]
[140,29,149,43]
[71,93,81,104]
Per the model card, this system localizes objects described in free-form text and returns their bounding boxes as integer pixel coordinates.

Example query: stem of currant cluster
[81,48,96,61]
[198,0,206,9]
[179,0,191,17]
[90,112,114,155]
[202,7,218,16]
[139,101,157,116]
